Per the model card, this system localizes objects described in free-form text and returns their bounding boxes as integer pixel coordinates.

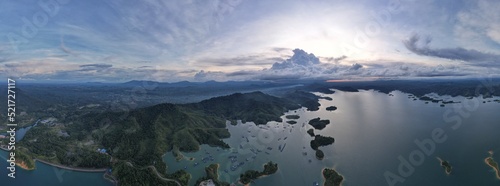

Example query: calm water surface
[2,90,499,185]
[166,90,500,185]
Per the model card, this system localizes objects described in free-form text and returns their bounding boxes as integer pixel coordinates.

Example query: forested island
[325,106,337,111]
[308,118,331,130]
[310,135,335,150]
[437,157,452,175]
[310,135,335,160]
[285,115,300,124]
[322,168,344,186]
[239,161,278,185]
[285,115,300,119]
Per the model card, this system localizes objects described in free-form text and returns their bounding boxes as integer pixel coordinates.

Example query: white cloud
[454,0,500,49]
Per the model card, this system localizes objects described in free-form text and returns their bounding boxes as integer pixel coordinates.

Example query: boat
[280,143,286,152]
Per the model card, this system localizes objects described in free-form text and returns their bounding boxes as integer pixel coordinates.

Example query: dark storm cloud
[403,34,500,67]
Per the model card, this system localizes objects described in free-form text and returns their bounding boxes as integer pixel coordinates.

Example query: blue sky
[1,0,499,82]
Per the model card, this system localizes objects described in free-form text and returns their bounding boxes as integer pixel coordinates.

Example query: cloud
[454,0,500,45]
[60,36,76,56]
[226,70,257,77]
[3,48,488,83]
[194,70,226,81]
[215,49,476,81]
[270,49,321,70]
[403,34,500,67]
[271,47,292,53]
[197,55,283,67]
[350,63,363,70]
[79,63,113,69]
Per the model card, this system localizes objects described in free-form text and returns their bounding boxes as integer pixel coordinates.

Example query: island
[308,118,331,130]
[322,168,344,186]
[419,96,460,105]
[436,157,452,175]
[325,106,337,111]
[485,151,500,179]
[307,129,315,137]
[285,115,300,119]
[286,120,297,124]
[310,135,334,161]
[239,161,278,185]
[320,96,333,101]
[195,164,230,186]
[310,135,335,150]
[316,150,325,160]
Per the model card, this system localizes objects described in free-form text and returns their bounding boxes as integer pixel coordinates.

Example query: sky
[0,0,499,82]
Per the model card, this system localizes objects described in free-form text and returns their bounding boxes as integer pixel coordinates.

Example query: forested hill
[17,91,319,185]
[186,91,302,124]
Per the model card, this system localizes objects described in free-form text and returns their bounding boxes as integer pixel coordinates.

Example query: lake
[2,89,500,185]
[0,150,112,185]
[165,89,500,185]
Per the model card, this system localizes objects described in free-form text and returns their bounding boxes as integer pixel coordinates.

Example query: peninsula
[195,163,229,186]
[239,161,278,185]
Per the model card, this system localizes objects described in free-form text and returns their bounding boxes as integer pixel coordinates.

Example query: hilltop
[13,91,317,185]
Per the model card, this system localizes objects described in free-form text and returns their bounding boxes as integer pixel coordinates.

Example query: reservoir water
[165,90,500,185]
[2,90,500,185]
[0,150,112,185]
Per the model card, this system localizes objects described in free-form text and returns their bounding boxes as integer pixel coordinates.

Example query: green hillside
[14,91,314,185]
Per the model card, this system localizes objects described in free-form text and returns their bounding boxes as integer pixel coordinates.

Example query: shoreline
[322,167,344,186]
[3,148,107,172]
[484,157,500,179]
[485,150,500,179]
[35,158,108,172]
[2,147,115,185]
[17,161,35,170]
[436,157,452,175]
[238,163,278,186]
